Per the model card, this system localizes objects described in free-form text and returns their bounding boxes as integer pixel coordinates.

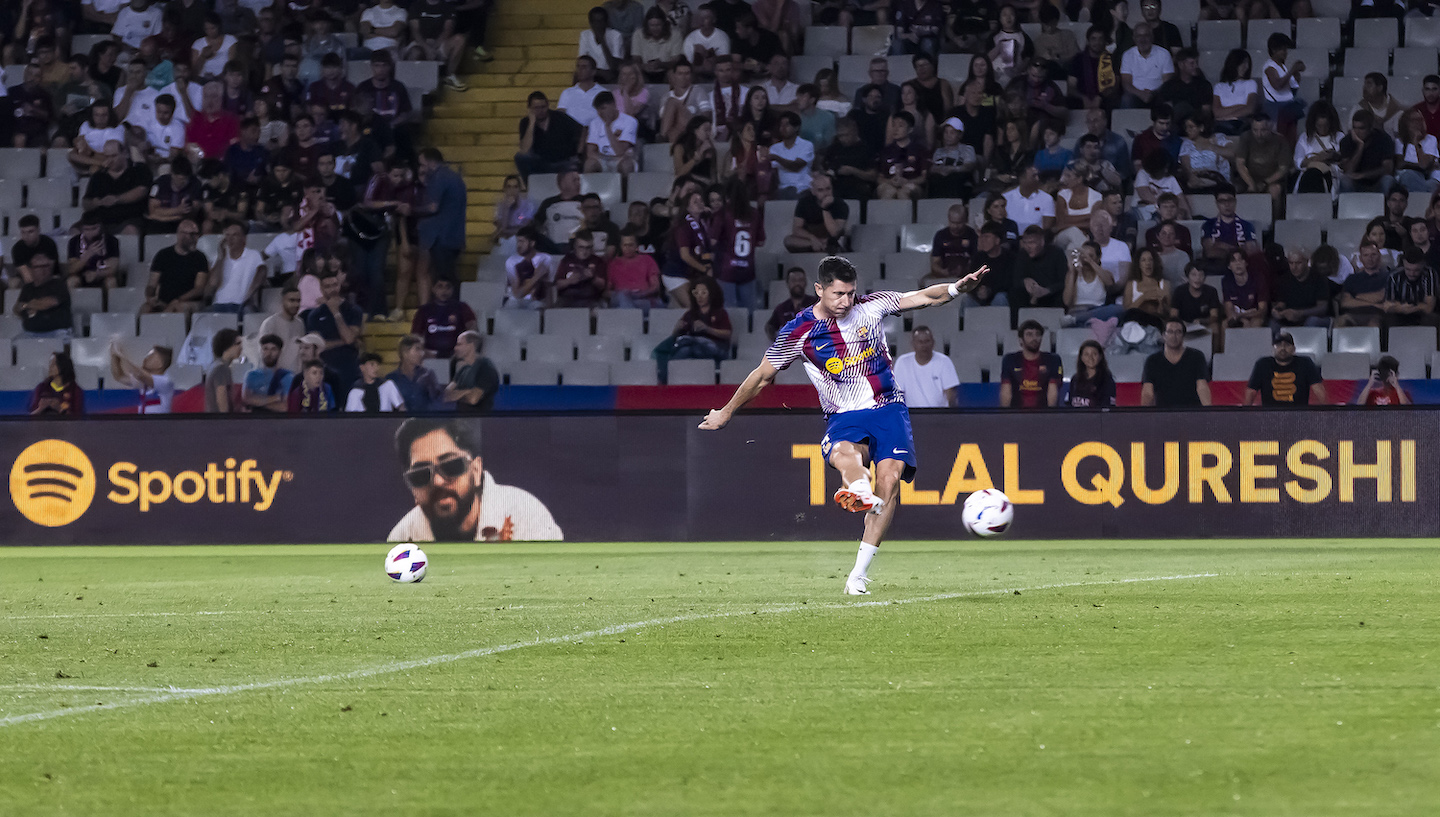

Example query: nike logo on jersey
[893,448,908,454]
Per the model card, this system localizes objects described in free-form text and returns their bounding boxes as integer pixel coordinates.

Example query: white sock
[848,477,873,497]
[850,542,879,580]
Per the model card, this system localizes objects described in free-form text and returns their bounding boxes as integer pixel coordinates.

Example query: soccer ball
[385,543,428,583]
[962,489,1013,537]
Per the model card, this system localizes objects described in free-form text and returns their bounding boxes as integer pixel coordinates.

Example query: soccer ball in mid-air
[385,543,428,583]
[962,489,1013,537]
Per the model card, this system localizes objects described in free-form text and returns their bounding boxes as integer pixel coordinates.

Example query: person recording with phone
[1355,355,1411,406]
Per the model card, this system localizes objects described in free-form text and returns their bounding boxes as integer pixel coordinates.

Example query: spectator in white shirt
[1119,23,1174,109]
[584,91,638,174]
[263,211,305,280]
[504,227,556,308]
[683,7,731,80]
[580,6,627,82]
[361,0,410,54]
[114,61,158,127]
[140,95,187,167]
[109,341,176,414]
[769,112,814,198]
[206,221,266,314]
[760,55,800,109]
[192,13,239,80]
[157,60,203,123]
[113,0,164,52]
[558,55,603,130]
[347,353,407,411]
[1002,166,1056,233]
[893,326,960,408]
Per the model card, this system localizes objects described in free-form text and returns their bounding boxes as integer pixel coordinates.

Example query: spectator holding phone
[1355,356,1412,405]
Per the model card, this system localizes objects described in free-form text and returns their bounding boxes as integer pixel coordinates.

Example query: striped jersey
[764,291,904,415]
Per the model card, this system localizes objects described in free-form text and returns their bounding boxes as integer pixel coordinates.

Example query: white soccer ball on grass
[962,489,1013,537]
[385,543,429,583]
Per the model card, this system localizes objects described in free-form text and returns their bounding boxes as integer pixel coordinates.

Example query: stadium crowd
[0,0,1438,412]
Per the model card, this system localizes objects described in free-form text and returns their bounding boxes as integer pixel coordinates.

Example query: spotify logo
[10,440,96,527]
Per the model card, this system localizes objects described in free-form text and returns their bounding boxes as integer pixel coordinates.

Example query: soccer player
[699,255,984,595]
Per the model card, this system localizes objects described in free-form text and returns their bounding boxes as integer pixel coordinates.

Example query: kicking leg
[827,441,877,512]
[845,459,904,595]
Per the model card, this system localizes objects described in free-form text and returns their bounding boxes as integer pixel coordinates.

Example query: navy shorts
[819,402,917,482]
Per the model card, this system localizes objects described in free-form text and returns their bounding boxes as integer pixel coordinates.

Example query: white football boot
[843,575,872,595]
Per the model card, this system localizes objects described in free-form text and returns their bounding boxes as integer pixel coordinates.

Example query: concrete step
[502,29,580,46]
[429,116,520,134]
[468,71,573,89]
[489,43,578,61]
[492,13,590,29]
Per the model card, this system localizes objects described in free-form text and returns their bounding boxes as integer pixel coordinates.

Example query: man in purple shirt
[305,53,355,117]
[1200,188,1261,274]
[923,203,977,286]
[410,278,479,358]
[875,112,929,200]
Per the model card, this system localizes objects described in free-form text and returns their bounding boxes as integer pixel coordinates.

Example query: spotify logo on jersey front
[10,440,96,527]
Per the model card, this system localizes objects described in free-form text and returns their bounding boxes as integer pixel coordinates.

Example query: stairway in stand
[363,4,591,366]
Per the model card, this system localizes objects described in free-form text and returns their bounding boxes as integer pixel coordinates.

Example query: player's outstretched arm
[699,360,780,430]
[896,266,988,311]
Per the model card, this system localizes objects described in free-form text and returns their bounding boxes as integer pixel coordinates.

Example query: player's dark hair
[361,352,383,365]
[210,328,240,358]
[395,418,480,470]
[18,214,40,229]
[816,255,858,286]
[260,334,284,348]
[1017,319,1045,337]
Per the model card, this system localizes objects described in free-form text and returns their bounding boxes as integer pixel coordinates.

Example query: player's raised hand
[954,266,988,294]
[698,409,730,430]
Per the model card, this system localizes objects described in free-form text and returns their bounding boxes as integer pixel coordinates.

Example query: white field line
[5,605,533,621]
[0,684,207,693]
[0,573,1217,728]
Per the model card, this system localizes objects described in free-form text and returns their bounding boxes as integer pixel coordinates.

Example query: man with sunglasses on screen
[388,418,562,543]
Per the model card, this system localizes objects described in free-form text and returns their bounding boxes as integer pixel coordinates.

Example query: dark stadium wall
[0,412,1434,545]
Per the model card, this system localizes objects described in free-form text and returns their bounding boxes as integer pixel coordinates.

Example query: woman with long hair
[1122,246,1171,328]
[632,8,683,83]
[726,120,775,200]
[813,69,852,116]
[671,114,717,185]
[88,40,121,91]
[738,85,777,143]
[709,177,765,309]
[1065,340,1116,408]
[1293,101,1343,194]
[652,276,732,383]
[983,193,1021,245]
[253,96,288,152]
[70,101,124,175]
[1063,241,1123,325]
[662,190,714,308]
[898,81,936,147]
[614,60,653,141]
[1211,48,1258,136]
[1179,113,1233,194]
[987,119,1032,193]
[1355,218,1401,270]
[29,353,84,415]
[963,54,1004,106]
[1394,108,1440,194]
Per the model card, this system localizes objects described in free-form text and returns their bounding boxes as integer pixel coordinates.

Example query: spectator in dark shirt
[9,64,55,147]
[65,212,120,291]
[223,117,269,190]
[82,141,152,233]
[1336,241,1392,327]
[1383,247,1440,327]
[847,84,890,155]
[332,110,385,191]
[288,359,337,413]
[1010,225,1066,311]
[13,255,72,340]
[445,331,502,413]
[1141,318,1211,406]
[1271,249,1332,328]
[411,278,479,358]
[998,320,1062,408]
[1065,340,1117,408]
[1069,27,1119,111]
[653,276,732,383]
[304,272,364,391]
[305,53,354,116]
[1139,0,1186,54]
[1244,332,1326,406]
[254,160,303,232]
[1157,47,1213,124]
[199,158,251,233]
[515,91,584,179]
[8,214,59,287]
[923,203,977,287]
[1221,249,1268,327]
[821,117,877,202]
[142,219,208,314]
[962,222,1014,310]
[875,112,929,200]
[1130,103,1180,176]
[552,228,608,307]
[1355,355,1412,405]
[29,352,85,415]
[784,174,849,253]
[316,153,359,212]
[1339,109,1395,194]
[145,155,203,234]
[764,266,819,339]
[387,333,446,412]
[1200,188,1261,271]
[1170,262,1222,339]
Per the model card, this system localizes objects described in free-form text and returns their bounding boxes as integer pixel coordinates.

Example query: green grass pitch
[1,540,1437,816]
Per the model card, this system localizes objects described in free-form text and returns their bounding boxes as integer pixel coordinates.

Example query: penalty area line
[0,572,1217,728]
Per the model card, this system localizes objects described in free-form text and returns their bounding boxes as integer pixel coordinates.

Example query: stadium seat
[766,279,789,308]
[791,55,836,86]
[259,288,284,315]
[1197,50,1229,84]
[726,307,750,335]
[667,359,717,385]
[70,288,104,324]
[640,143,670,174]
[835,54,872,85]
[646,308,689,335]
[507,361,560,385]
[1285,193,1333,221]
[1111,108,1152,137]
[0,179,24,213]
[483,335,522,363]
[953,357,983,384]
[849,25,891,56]
[1388,349,1427,378]
[1386,326,1437,366]
[916,198,967,223]
[1055,327,1092,366]
[1295,17,1341,51]
[581,174,623,210]
[899,223,942,253]
[460,281,505,314]
[1235,193,1273,230]
[1210,351,1256,381]
[73,365,101,390]
[1288,326,1329,360]
[1354,17,1399,49]
[0,337,11,365]
[947,328,999,362]
[595,309,644,340]
[1274,220,1324,251]
[0,365,42,391]
[1332,326,1381,361]
[1196,20,1242,52]
[68,337,106,368]
[525,335,575,363]
[625,172,672,204]
[610,359,659,385]
[1321,352,1371,380]
[1337,193,1384,220]
[0,148,43,180]
[543,308,592,337]
[883,252,929,284]
[108,286,145,314]
[242,313,266,337]
[394,61,439,94]
[1245,19,1290,49]
[773,364,810,385]
[1225,327,1274,361]
[1391,48,1437,78]
[1428,350,1440,378]
[560,362,609,385]
[804,26,848,57]
[1342,48,1390,78]
[851,224,899,253]
[962,306,1010,344]
[191,313,237,337]
[491,309,541,338]
[90,312,137,339]
[718,358,752,384]
[527,173,559,202]
[0,315,19,339]
[578,334,628,364]
[883,55,918,83]
[865,199,913,225]
[1017,308,1065,333]
[26,177,74,210]
[139,313,187,347]
[116,234,142,276]
[762,199,798,243]
[168,364,203,389]
[919,300,962,334]
[1108,354,1147,383]
[1326,219,1370,256]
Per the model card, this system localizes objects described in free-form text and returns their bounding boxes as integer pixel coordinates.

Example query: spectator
[185,81,240,163]
[1062,241,1122,325]
[1200,189,1261,272]
[259,285,306,373]
[1350,72,1405,137]
[305,54,355,118]
[1069,26,1118,111]
[113,0,164,52]
[1130,103,1179,176]
[361,0,409,57]
[1231,112,1291,213]
[847,84,890,155]
[217,61,252,119]
[1144,194,1190,249]
[952,80,996,166]
[579,6,625,83]
[1086,107,1132,179]
[671,115,718,185]
[927,117,977,199]
[415,148,468,289]
[1271,249,1331,328]
[652,277,731,383]
[821,117,878,202]
[770,112,815,198]
[1171,262,1223,341]
[733,13,783,81]
[1409,217,1440,270]
[1141,318,1211,406]
[1179,114,1233,195]
[444,331,502,413]
[708,57,745,142]
[1336,242,1393,327]
[388,334,446,411]
[1155,222,1191,286]
[662,190,713,308]
[492,174,537,259]
[305,272,364,390]
[1221,249,1267,328]
[1063,340,1116,408]
[1158,48,1212,125]
[784,174,848,253]
[1031,3,1077,66]
[503,227,555,309]
[682,8,730,80]
[288,359,337,413]
[1135,151,1184,225]
[109,341,176,414]
[140,219,207,315]
[191,12,237,80]
[633,9,683,83]
[13,255,71,341]
[145,154,203,235]
[607,226,664,309]
[29,352,84,415]
[1010,226,1066,311]
[992,122,1035,196]
[583,91,638,174]
[8,64,55,147]
[1339,110,1395,194]
[986,6,1032,87]
[983,194,1022,246]
[70,101,126,177]
[1119,23,1174,109]
[998,319,1062,408]
[923,203,978,287]
[199,158,249,233]
[1101,190,1140,247]
[1383,247,1440,327]
[9,215,60,286]
[710,180,765,309]
[332,110,384,191]
[1053,163,1103,250]
[1003,166,1055,234]
[1259,34,1304,132]
[1293,102,1343,194]
[347,353,407,412]
[1244,332,1325,406]
[659,62,711,143]
[206,221,266,314]
[893,326,959,408]
[1381,189,1410,250]
[65,212,120,291]
[960,222,1013,312]
[204,327,242,413]
[408,0,470,91]
[258,56,303,127]
[532,170,585,253]
[1033,120,1073,182]
[242,334,294,413]
[1355,355,1412,405]
[1211,49,1257,136]
[81,141,151,234]
[552,228,608,308]
[764,266,818,340]
[1393,109,1439,195]
[412,278,478,358]
[876,112,929,200]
